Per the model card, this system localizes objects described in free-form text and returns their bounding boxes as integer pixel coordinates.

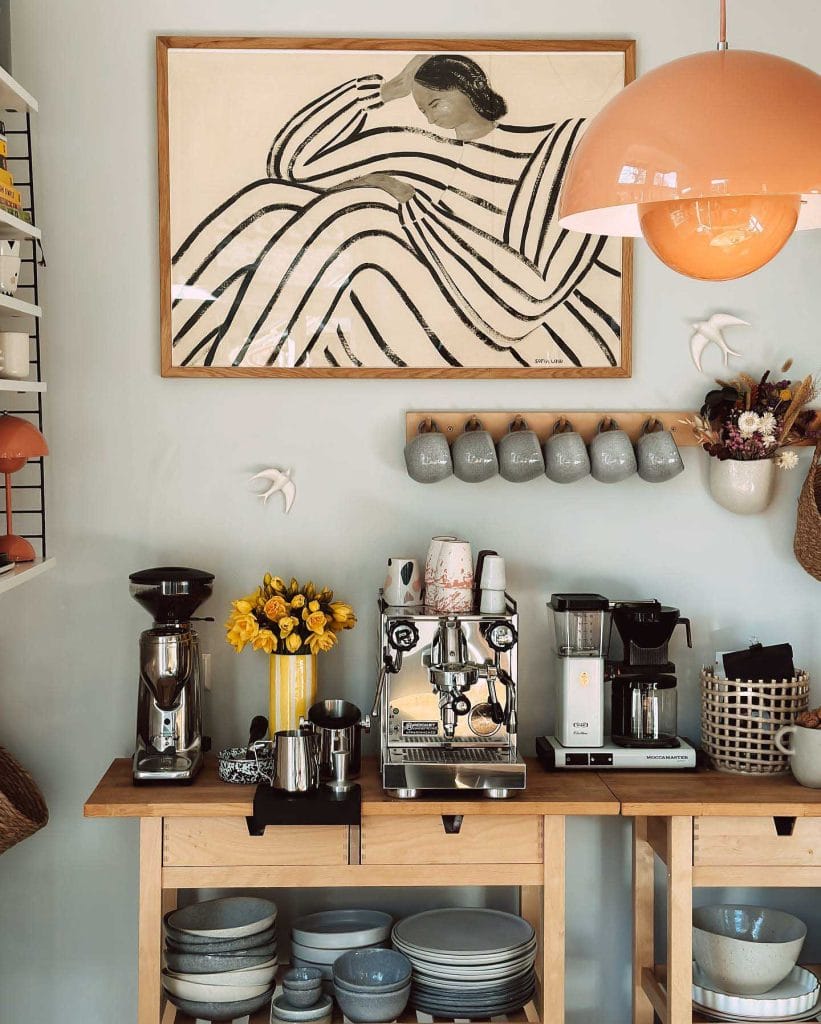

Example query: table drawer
[694,816,821,867]
[163,817,350,867]
[361,814,542,865]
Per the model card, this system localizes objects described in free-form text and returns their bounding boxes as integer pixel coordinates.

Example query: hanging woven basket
[0,746,48,855]
[794,440,821,581]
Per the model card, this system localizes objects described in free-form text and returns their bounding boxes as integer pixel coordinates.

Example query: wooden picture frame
[158,36,635,378]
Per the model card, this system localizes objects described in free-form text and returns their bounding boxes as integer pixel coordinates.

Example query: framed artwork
[158,37,635,378]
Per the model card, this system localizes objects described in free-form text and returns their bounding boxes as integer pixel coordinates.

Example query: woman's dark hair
[414,55,508,122]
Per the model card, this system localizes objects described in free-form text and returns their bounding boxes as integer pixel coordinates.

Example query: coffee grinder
[130,566,214,783]
[538,594,697,769]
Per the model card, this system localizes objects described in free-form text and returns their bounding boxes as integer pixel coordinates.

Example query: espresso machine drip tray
[389,746,513,764]
[384,746,526,798]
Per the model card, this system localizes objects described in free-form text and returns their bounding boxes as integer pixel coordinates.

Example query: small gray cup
[498,417,545,483]
[404,419,453,483]
[636,418,685,483]
[452,417,499,483]
[544,418,591,484]
[589,417,637,483]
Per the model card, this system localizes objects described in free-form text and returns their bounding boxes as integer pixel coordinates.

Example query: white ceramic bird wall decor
[249,467,296,514]
[689,313,750,373]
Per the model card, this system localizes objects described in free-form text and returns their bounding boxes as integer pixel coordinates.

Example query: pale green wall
[1,1,820,1021]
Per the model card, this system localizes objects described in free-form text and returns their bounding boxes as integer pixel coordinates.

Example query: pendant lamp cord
[718,0,729,50]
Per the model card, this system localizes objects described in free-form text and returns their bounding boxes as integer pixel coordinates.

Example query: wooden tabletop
[604,769,821,817]
[83,756,619,818]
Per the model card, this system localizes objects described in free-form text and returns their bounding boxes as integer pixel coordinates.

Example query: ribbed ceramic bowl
[692,905,807,995]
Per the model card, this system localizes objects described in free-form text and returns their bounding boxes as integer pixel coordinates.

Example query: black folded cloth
[723,642,795,681]
[247,783,360,835]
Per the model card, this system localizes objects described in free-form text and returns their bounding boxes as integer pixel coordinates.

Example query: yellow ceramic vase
[268,653,317,735]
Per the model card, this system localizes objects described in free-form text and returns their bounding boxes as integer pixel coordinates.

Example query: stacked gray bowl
[333,948,412,1023]
[161,896,278,1020]
[290,909,393,985]
[393,908,537,1017]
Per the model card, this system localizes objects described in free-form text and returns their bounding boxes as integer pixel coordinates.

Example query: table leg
[666,816,693,1024]
[138,817,163,1024]
[633,817,655,1024]
[543,815,565,1024]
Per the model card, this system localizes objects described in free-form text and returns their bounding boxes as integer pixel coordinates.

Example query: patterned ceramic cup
[384,557,422,606]
[452,417,499,483]
[589,417,637,483]
[544,418,591,484]
[498,417,545,483]
[424,535,456,610]
[404,419,452,483]
[636,418,685,483]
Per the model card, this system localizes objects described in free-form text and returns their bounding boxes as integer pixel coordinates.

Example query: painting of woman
[164,43,629,374]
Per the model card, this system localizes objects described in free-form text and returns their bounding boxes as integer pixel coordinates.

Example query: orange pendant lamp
[559,0,821,280]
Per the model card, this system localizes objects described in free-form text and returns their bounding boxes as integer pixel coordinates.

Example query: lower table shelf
[162,965,539,1024]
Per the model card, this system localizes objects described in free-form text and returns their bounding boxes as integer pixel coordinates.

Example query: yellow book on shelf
[0,183,20,206]
[0,168,13,188]
[0,137,8,159]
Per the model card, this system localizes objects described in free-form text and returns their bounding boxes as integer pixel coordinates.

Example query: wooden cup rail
[84,760,821,1024]
[405,410,821,445]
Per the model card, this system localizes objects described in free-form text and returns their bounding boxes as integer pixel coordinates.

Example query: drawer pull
[441,815,464,835]
[774,816,797,837]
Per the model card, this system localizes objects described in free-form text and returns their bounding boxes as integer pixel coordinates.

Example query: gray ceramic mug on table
[589,417,637,483]
[452,417,499,483]
[404,419,453,483]
[544,417,591,483]
[636,418,685,483]
[498,416,545,482]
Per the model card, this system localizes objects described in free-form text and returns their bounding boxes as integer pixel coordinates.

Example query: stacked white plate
[693,964,821,1022]
[291,910,393,982]
[161,897,278,1019]
[392,908,537,1016]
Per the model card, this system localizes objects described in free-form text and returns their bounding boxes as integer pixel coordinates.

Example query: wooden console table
[606,771,821,1024]
[84,757,619,1024]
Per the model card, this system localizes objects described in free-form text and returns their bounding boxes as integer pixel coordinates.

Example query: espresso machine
[371,593,526,798]
[538,594,697,769]
[130,566,214,783]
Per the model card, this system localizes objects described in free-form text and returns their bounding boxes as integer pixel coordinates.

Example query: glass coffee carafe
[611,675,678,747]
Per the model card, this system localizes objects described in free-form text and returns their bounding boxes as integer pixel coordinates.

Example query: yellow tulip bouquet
[226,574,357,657]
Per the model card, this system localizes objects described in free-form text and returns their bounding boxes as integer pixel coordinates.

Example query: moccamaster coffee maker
[538,594,697,769]
[130,567,213,783]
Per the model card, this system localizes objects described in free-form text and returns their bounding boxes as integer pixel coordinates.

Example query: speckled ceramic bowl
[693,904,806,995]
[217,745,274,785]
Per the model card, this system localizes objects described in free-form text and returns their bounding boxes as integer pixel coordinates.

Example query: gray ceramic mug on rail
[589,417,637,483]
[636,418,685,483]
[498,416,545,482]
[404,419,453,483]
[544,417,591,484]
[272,729,320,793]
[452,417,499,483]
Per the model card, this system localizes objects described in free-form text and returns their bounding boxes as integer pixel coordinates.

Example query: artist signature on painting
[534,358,565,365]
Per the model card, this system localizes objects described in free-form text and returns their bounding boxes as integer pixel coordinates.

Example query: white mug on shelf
[0,331,30,380]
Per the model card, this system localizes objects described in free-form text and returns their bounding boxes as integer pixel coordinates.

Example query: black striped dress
[171,75,622,369]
